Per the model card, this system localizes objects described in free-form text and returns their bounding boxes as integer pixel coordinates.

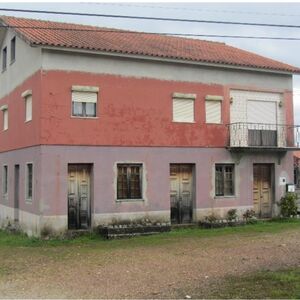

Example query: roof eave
[39,44,299,76]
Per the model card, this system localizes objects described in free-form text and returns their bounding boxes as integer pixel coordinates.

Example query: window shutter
[72,91,97,103]
[247,100,276,124]
[173,98,194,122]
[3,110,8,130]
[25,95,32,121]
[205,100,221,124]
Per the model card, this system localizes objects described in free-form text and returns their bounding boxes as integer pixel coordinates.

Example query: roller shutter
[173,98,194,122]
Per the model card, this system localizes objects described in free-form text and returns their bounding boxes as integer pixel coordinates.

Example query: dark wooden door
[253,164,272,218]
[68,164,91,229]
[170,164,193,224]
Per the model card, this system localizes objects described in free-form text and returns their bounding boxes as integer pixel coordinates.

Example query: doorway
[170,164,194,224]
[68,164,92,230]
[253,164,273,218]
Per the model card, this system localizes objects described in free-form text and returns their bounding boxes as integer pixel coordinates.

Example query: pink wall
[39,145,293,217]
[0,146,41,215]
[0,71,42,152]
[40,70,229,147]
[0,70,295,152]
[0,144,293,221]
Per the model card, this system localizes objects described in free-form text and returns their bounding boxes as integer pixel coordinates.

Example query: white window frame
[22,90,33,122]
[2,165,8,200]
[0,105,8,131]
[25,162,34,203]
[172,92,196,123]
[71,86,99,119]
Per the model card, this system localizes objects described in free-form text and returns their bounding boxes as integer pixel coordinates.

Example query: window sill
[116,198,145,203]
[25,198,32,204]
[214,195,236,199]
[172,121,195,124]
[2,128,8,132]
[10,59,15,66]
[1,68,6,73]
[25,119,32,123]
[71,116,99,119]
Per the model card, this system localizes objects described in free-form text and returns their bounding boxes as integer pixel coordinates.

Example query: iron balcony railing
[228,122,300,148]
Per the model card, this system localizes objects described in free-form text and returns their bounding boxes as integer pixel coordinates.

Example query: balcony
[227,123,300,152]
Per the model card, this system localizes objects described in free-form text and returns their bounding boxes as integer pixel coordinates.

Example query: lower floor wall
[0,145,293,236]
[0,205,255,236]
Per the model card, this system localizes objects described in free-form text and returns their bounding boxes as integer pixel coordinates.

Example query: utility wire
[1,8,300,29]
[2,25,300,41]
[87,2,300,18]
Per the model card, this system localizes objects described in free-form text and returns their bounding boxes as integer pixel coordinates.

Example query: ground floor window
[26,163,33,201]
[2,165,8,197]
[117,164,142,200]
[215,164,235,196]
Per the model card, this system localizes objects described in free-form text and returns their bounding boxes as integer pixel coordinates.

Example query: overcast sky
[1,1,300,123]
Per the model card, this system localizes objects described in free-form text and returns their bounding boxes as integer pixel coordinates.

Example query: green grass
[204,268,300,299]
[0,218,299,249]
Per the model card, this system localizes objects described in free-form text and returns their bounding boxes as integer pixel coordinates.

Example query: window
[2,165,8,197]
[10,37,16,63]
[172,93,196,123]
[71,86,99,118]
[22,90,32,122]
[25,95,32,121]
[205,95,223,124]
[117,164,142,200]
[2,47,7,71]
[25,163,33,201]
[215,164,235,196]
[3,109,8,130]
[0,105,8,130]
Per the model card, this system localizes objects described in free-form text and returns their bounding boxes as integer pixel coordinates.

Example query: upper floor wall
[0,29,293,99]
[41,48,293,91]
[0,28,42,99]
[0,32,295,152]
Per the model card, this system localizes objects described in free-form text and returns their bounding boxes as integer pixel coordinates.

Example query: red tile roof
[1,15,300,74]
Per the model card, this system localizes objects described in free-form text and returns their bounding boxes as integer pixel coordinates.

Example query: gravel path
[0,228,300,298]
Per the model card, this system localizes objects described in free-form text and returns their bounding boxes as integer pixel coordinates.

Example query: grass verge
[200,268,300,299]
[0,218,299,249]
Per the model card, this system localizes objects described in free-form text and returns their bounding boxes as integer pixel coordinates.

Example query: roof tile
[1,15,300,73]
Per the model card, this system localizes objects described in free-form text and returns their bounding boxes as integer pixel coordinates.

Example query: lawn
[199,268,300,299]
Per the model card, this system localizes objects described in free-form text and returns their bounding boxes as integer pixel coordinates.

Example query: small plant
[243,209,256,222]
[41,225,54,239]
[227,209,238,221]
[279,192,298,218]
[204,213,218,223]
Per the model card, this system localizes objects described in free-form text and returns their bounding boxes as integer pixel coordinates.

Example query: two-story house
[0,16,299,236]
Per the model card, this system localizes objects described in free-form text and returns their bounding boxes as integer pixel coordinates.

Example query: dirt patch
[0,228,300,298]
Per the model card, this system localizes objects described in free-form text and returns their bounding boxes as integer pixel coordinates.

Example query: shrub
[227,209,238,221]
[41,225,54,239]
[204,213,218,223]
[279,192,298,218]
[243,209,256,221]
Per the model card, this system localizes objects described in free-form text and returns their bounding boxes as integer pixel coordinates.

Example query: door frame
[169,163,196,224]
[67,163,93,230]
[253,163,275,218]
